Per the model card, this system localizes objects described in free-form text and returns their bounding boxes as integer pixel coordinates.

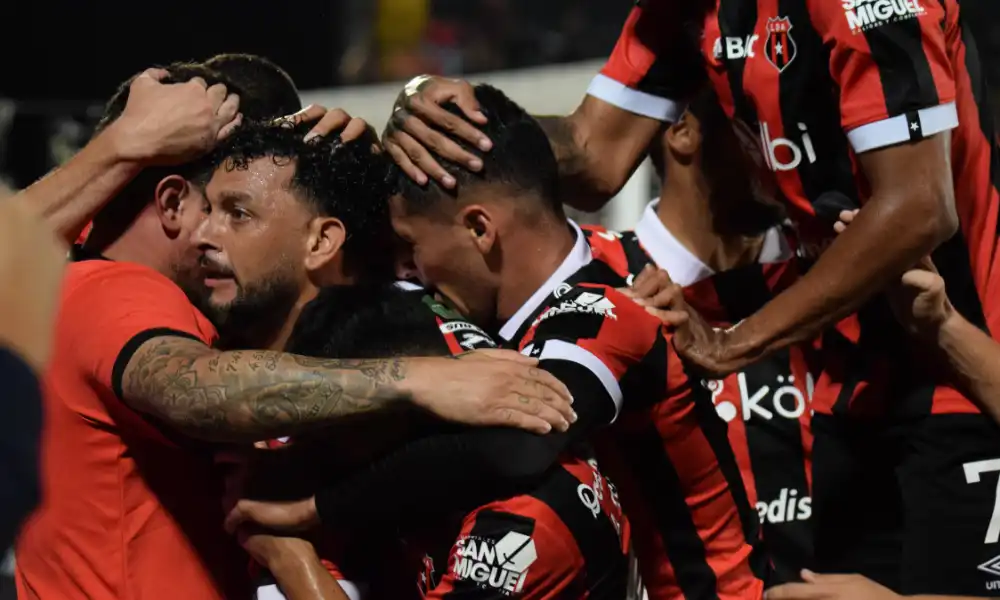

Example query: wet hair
[395,84,561,217]
[200,120,398,280]
[287,286,450,358]
[202,53,302,119]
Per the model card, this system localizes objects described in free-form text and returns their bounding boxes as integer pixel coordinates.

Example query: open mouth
[200,258,235,287]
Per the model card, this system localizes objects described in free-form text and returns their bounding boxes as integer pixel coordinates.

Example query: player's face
[389,195,497,325]
[192,158,313,340]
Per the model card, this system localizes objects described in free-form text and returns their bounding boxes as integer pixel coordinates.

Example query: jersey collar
[634,200,793,286]
[499,220,592,342]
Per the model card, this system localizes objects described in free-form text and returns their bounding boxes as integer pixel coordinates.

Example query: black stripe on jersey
[778,0,860,207]
[443,510,538,599]
[710,264,809,578]
[956,15,1000,238]
[618,420,721,600]
[688,381,770,583]
[731,350,812,582]
[529,467,629,599]
[931,232,988,332]
[708,263,771,321]
[861,5,940,115]
[622,233,655,276]
[716,0,760,126]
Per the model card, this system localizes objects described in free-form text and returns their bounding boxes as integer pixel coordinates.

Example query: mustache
[199,255,235,277]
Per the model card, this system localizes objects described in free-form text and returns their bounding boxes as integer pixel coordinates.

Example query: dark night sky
[0,0,345,103]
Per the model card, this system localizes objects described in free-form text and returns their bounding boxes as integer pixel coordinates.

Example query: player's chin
[206,279,239,304]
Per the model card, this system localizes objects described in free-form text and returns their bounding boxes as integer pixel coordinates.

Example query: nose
[190,211,221,253]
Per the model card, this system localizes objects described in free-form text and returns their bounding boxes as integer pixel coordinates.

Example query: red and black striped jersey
[419,456,631,599]
[583,215,814,584]
[589,0,999,418]
[500,224,768,600]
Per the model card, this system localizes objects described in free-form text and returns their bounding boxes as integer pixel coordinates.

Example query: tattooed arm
[120,336,575,442]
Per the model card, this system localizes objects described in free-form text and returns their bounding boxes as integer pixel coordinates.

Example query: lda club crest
[763,16,797,73]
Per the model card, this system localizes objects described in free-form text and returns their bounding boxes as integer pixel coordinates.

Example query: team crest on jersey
[763,16,797,73]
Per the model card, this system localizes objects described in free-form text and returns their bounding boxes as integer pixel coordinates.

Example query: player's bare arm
[241,534,349,600]
[674,133,958,376]
[835,209,1000,427]
[382,76,660,211]
[121,336,576,442]
[536,96,663,211]
[764,571,981,600]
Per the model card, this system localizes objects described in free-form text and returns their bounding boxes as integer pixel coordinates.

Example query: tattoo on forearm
[122,337,410,442]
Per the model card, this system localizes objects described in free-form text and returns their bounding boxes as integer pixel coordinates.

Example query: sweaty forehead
[207,156,301,209]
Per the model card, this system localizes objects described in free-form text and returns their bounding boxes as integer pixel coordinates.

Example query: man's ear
[666,111,700,161]
[304,216,347,272]
[459,204,497,257]
[154,175,191,238]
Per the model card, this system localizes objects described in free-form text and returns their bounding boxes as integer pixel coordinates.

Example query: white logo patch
[842,0,926,34]
[439,321,497,350]
[451,532,537,595]
[532,292,618,327]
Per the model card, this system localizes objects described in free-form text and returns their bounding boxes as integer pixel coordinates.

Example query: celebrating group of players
[7,0,1000,598]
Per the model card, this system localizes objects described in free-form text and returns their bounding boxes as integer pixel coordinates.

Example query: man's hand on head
[110,68,242,165]
[382,75,493,187]
[276,105,371,145]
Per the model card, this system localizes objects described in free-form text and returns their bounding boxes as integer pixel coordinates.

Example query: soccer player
[229,84,768,600]
[15,67,573,600]
[582,84,813,584]
[281,285,632,599]
[186,118,612,599]
[383,1,1000,594]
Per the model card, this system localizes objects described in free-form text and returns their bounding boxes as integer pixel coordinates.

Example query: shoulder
[61,260,215,346]
[65,260,191,304]
[532,282,660,332]
[425,295,499,352]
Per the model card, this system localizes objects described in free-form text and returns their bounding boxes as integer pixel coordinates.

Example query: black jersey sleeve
[312,359,610,533]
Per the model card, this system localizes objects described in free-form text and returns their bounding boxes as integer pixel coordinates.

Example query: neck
[265,293,314,351]
[496,216,576,326]
[96,219,175,278]
[657,173,763,273]
[265,269,352,351]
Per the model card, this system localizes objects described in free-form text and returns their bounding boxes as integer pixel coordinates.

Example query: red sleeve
[587,0,707,122]
[811,1,958,153]
[61,263,216,406]
[517,284,663,423]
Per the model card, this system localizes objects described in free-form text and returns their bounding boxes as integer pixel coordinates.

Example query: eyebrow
[217,189,255,205]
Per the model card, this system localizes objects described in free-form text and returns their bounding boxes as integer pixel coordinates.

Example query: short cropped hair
[203,53,302,119]
[287,286,450,359]
[201,120,398,280]
[396,84,560,216]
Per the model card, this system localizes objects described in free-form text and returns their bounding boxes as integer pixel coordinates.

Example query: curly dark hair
[201,120,398,280]
[396,84,561,217]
